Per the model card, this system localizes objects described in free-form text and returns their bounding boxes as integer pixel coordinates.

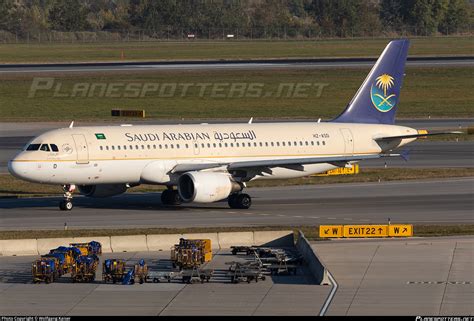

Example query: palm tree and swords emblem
[370,74,397,112]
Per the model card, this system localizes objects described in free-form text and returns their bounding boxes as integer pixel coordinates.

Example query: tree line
[0,0,471,40]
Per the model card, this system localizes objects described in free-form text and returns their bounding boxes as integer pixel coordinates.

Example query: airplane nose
[8,159,28,180]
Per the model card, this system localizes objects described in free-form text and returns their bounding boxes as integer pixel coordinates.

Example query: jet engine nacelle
[178,171,241,203]
[78,184,128,198]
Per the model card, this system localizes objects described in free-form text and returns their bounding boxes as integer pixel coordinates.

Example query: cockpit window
[40,144,50,152]
[26,144,41,151]
[50,144,59,152]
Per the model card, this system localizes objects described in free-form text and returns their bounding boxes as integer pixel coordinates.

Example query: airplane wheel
[227,194,238,208]
[229,194,251,209]
[59,200,73,211]
[161,190,181,205]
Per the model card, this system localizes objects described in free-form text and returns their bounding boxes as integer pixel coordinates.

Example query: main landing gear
[161,187,182,206]
[59,184,75,211]
[228,193,252,209]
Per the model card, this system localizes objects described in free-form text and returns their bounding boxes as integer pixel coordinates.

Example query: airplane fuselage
[8,122,416,186]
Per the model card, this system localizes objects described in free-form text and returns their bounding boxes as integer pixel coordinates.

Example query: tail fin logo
[371,74,396,112]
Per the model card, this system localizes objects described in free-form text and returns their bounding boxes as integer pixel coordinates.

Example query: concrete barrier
[0,230,298,256]
[217,231,254,249]
[146,234,182,252]
[253,230,294,247]
[111,235,148,252]
[72,236,112,253]
[296,231,330,285]
[37,238,75,255]
[184,233,220,250]
[0,239,38,256]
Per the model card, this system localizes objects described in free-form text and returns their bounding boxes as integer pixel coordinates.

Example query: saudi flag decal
[95,133,106,140]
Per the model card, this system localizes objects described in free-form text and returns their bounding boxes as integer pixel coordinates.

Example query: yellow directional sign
[319,225,344,238]
[343,225,388,238]
[111,109,146,118]
[314,164,359,176]
[389,224,413,237]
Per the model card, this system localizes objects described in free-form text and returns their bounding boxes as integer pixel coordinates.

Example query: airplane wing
[171,154,381,173]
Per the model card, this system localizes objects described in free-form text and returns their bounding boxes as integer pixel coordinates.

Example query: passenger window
[213,143,216,148]
[236,143,240,147]
[50,144,59,152]
[276,142,280,147]
[201,143,205,148]
[40,144,50,152]
[224,143,228,147]
[177,144,180,149]
[111,146,115,150]
[165,144,168,149]
[100,146,103,151]
[305,141,309,146]
[117,145,121,150]
[322,141,326,146]
[135,145,139,150]
[219,143,222,148]
[282,142,286,146]
[265,142,268,147]
[129,145,133,150]
[259,142,263,147]
[106,146,109,150]
[317,141,320,146]
[171,144,174,149]
[248,143,251,147]
[123,145,127,150]
[311,141,314,146]
[26,144,41,151]
[253,142,257,147]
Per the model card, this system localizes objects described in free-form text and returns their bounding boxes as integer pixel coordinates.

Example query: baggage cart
[32,258,59,283]
[70,241,102,256]
[181,267,214,284]
[103,259,127,283]
[147,271,182,283]
[133,259,149,284]
[71,255,99,283]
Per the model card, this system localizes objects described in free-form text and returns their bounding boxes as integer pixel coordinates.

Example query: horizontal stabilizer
[375,130,463,141]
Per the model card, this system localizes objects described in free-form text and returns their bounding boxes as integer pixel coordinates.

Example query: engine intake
[78,184,128,198]
[178,171,241,203]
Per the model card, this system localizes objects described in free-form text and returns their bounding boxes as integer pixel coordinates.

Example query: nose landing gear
[59,184,75,211]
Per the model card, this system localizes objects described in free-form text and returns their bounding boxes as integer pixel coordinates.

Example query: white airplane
[8,39,458,211]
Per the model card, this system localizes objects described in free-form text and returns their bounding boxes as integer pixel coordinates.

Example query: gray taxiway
[1,177,473,230]
[1,57,472,74]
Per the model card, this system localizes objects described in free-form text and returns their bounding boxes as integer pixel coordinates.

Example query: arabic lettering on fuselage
[125,130,257,142]
[213,130,257,142]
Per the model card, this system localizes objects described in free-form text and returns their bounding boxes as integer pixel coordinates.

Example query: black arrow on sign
[324,229,329,234]
[403,227,407,233]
